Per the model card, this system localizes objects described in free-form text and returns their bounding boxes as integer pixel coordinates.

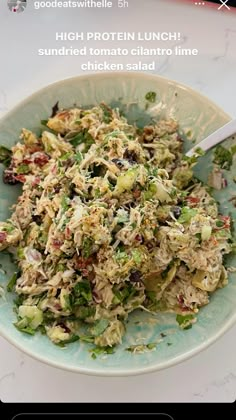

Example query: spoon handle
[185,119,236,157]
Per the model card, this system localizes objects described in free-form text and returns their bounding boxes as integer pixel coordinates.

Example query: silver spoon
[185,119,236,157]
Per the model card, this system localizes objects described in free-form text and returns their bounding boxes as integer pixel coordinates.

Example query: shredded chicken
[0,103,233,349]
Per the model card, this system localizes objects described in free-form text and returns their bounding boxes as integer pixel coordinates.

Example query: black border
[0,402,235,420]
[207,0,236,7]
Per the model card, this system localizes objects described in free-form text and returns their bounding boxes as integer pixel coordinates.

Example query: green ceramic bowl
[0,72,236,376]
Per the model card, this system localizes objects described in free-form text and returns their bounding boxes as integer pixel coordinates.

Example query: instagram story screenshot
[0,0,236,416]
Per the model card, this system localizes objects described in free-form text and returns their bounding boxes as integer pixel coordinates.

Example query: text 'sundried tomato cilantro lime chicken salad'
[0,100,234,355]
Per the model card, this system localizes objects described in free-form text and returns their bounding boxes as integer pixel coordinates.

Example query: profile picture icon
[8,0,27,13]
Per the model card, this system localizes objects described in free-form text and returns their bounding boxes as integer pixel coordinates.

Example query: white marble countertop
[0,0,236,403]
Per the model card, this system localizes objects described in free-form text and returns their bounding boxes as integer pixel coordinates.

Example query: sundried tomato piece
[52,239,63,249]
[0,231,7,243]
[33,152,49,167]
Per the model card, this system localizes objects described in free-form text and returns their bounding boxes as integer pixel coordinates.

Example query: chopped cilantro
[126,342,157,353]
[0,145,12,167]
[59,152,73,161]
[74,281,92,302]
[216,220,225,228]
[76,306,96,320]
[195,232,202,243]
[82,237,94,258]
[41,120,48,127]
[79,335,94,343]
[213,145,233,170]
[75,151,83,164]
[7,272,19,292]
[230,145,236,156]
[90,319,109,337]
[63,294,73,311]
[194,147,205,156]
[176,314,195,330]
[16,248,25,260]
[16,164,30,174]
[113,285,134,303]
[100,103,113,124]
[57,335,80,347]
[38,325,47,335]
[182,155,198,165]
[3,224,15,233]
[90,346,115,359]
[147,343,157,350]
[68,129,94,151]
[14,318,36,335]
[13,294,25,307]
[146,291,157,303]
[59,216,70,232]
[145,92,157,103]
[61,195,70,212]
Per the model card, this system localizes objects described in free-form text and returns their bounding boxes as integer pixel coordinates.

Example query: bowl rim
[0,71,235,376]
[0,71,232,126]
